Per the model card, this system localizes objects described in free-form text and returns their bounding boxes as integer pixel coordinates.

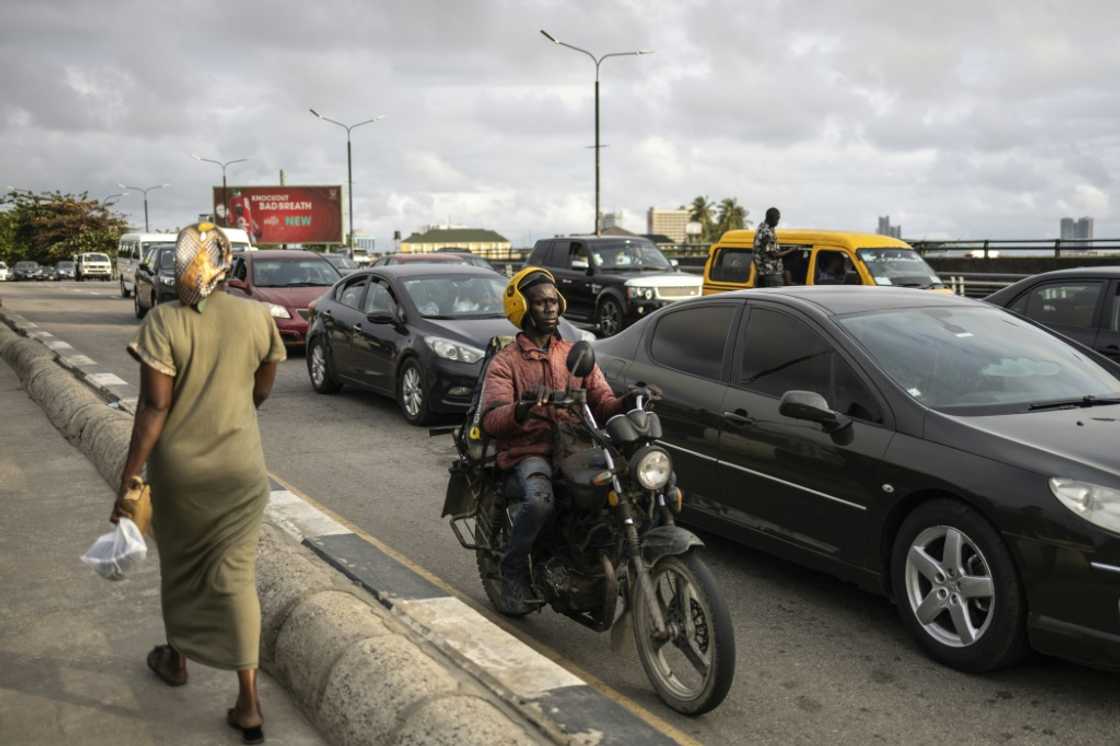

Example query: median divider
[0,310,686,746]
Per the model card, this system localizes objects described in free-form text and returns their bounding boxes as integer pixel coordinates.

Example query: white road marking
[62,354,98,366]
[397,596,586,698]
[86,372,128,386]
[266,489,350,541]
[45,340,73,351]
[28,330,53,338]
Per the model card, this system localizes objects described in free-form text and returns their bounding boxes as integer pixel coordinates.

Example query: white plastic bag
[81,517,148,581]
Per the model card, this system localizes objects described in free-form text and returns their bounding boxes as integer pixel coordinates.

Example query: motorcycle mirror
[565,340,596,378]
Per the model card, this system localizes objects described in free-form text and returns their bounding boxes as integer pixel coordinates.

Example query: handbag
[119,475,153,536]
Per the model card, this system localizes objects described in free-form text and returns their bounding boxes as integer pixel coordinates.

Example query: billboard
[212,185,344,245]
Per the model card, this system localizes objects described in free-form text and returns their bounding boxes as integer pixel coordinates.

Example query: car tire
[134,290,146,319]
[76,273,83,283]
[890,499,1027,672]
[121,278,130,298]
[595,296,624,338]
[307,336,342,394]
[397,358,432,425]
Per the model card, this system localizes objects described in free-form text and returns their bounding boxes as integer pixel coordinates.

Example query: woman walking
[112,222,285,744]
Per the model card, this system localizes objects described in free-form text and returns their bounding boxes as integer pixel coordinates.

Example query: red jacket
[481,333,625,469]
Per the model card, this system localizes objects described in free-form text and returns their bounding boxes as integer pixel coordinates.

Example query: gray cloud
[2,0,1118,245]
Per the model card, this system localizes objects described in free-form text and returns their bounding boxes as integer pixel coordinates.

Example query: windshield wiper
[278,281,329,287]
[1028,395,1120,411]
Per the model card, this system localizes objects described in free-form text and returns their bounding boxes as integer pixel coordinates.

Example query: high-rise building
[646,208,690,244]
[877,215,902,239]
[1060,216,1094,241]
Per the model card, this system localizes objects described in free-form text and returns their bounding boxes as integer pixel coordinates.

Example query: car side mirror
[670,258,680,268]
[779,390,852,434]
[565,340,596,378]
[366,312,395,325]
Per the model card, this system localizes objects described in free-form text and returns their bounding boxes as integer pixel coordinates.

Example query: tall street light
[540,29,652,236]
[192,154,249,227]
[118,183,170,232]
[101,191,127,205]
[309,109,385,251]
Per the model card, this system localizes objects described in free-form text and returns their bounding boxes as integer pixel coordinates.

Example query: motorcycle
[439,341,735,715]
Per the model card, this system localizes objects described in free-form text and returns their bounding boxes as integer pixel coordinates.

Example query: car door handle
[722,409,753,427]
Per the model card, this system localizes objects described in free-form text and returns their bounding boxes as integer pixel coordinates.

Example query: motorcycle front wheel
[633,551,735,716]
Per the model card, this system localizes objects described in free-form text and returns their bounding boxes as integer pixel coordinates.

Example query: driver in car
[480,267,634,606]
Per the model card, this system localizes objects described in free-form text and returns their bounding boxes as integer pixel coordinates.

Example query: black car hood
[930,404,1120,481]
[421,316,582,347]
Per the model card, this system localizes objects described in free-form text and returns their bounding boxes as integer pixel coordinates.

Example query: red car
[227,250,341,346]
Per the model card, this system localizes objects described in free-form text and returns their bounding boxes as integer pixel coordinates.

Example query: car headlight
[268,303,291,319]
[426,337,484,364]
[1049,478,1120,534]
[633,447,672,491]
[627,286,656,301]
[159,275,175,286]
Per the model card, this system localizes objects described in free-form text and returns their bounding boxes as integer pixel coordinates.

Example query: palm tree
[688,196,715,242]
[715,197,749,238]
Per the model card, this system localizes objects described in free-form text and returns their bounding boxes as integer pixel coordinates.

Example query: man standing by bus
[754,207,792,287]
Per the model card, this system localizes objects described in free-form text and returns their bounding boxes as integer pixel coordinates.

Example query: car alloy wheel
[397,359,431,425]
[596,297,623,337]
[891,499,1026,672]
[307,337,341,394]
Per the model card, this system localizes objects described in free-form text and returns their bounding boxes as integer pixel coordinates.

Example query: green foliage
[715,197,749,238]
[687,195,750,243]
[0,189,129,265]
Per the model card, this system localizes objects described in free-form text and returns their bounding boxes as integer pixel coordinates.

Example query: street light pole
[540,30,652,236]
[310,109,385,253]
[192,155,249,227]
[118,183,170,232]
[101,192,127,206]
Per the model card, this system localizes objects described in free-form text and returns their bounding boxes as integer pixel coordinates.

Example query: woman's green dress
[129,291,286,670]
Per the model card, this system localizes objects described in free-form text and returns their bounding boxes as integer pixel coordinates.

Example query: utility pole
[310,109,385,254]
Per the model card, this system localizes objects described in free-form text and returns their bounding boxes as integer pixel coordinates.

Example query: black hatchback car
[525,236,702,337]
[133,245,177,318]
[985,266,1120,363]
[595,286,1120,673]
[305,264,592,424]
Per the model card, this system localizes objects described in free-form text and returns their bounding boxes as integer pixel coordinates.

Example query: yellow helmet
[504,266,567,329]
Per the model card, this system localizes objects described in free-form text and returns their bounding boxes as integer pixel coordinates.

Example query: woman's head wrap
[176,222,232,309]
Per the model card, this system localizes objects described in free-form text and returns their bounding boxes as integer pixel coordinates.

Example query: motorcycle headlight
[632,447,672,491]
[1049,478,1120,534]
[268,303,291,319]
[426,337,484,364]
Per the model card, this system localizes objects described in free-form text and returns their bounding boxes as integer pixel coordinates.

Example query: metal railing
[911,238,1120,259]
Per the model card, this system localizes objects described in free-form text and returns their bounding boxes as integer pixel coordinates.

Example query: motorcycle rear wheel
[633,551,735,716]
[476,492,532,617]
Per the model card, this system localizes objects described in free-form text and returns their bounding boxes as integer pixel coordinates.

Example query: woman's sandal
[226,709,265,745]
[146,645,187,687]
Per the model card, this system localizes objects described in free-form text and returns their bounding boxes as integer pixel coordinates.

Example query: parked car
[133,245,178,318]
[75,252,112,281]
[524,235,702,337]
[226,250,341,347]
[322,253,360,276]
[985,266,1120,364]
[0,261,8,281]
[595,286,1120,673]
[304,264,593,424]
[351,248,374,266]
[13,261,44,281]
[54,260,76,280]
[374,252,470,267]
[117,232,177,297]
[703,229,951,295]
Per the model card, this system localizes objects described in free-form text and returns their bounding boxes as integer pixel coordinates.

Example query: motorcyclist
[480,267,630,605]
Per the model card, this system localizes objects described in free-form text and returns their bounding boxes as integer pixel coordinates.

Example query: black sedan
[305,264,592,424]
[985,266,1120,363]
[595,286,1120,673]
[134,245,177,318]
[13,261,44,281]
[55,261,76,280]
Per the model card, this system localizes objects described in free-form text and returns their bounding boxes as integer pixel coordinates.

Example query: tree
[688,195,715,242]
[715,197,750,238]
[1,189,129,264]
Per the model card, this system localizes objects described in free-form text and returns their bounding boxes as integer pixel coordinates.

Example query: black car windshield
[856,249,941,288]
[839,306,1120,415]
[16,261,38,269]
[252,259,340,287]
[402,276,507,318]
[157,250,176,271]
[590,241,672,271]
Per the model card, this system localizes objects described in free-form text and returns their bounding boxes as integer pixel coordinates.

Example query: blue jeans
[500,456,554,582]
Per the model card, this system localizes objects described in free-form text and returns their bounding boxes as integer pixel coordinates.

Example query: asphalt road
[4,280,1119,745]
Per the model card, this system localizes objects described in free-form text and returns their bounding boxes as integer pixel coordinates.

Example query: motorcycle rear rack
[450,512,495,553]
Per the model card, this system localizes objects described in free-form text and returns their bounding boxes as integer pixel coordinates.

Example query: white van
[118,233,177,298]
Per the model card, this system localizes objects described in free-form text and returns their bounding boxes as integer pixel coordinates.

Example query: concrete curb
[0,310,686,746]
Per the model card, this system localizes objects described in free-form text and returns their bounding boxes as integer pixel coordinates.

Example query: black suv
[524,236,702,336]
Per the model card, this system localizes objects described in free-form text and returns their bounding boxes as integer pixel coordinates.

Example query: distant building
[1060,216,1094,241]
[877,216,902,239]
[399,227,511,257]
[601,211,625,231]
[601,225,637,237]
[352,234,376,251]
[647,208,690,245]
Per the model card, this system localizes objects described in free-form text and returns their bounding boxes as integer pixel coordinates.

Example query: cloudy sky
[2,0,1118,247]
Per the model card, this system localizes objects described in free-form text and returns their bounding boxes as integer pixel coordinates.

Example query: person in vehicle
[480,268,630,605]
[816,253,847,285]
[753,206,794,287]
